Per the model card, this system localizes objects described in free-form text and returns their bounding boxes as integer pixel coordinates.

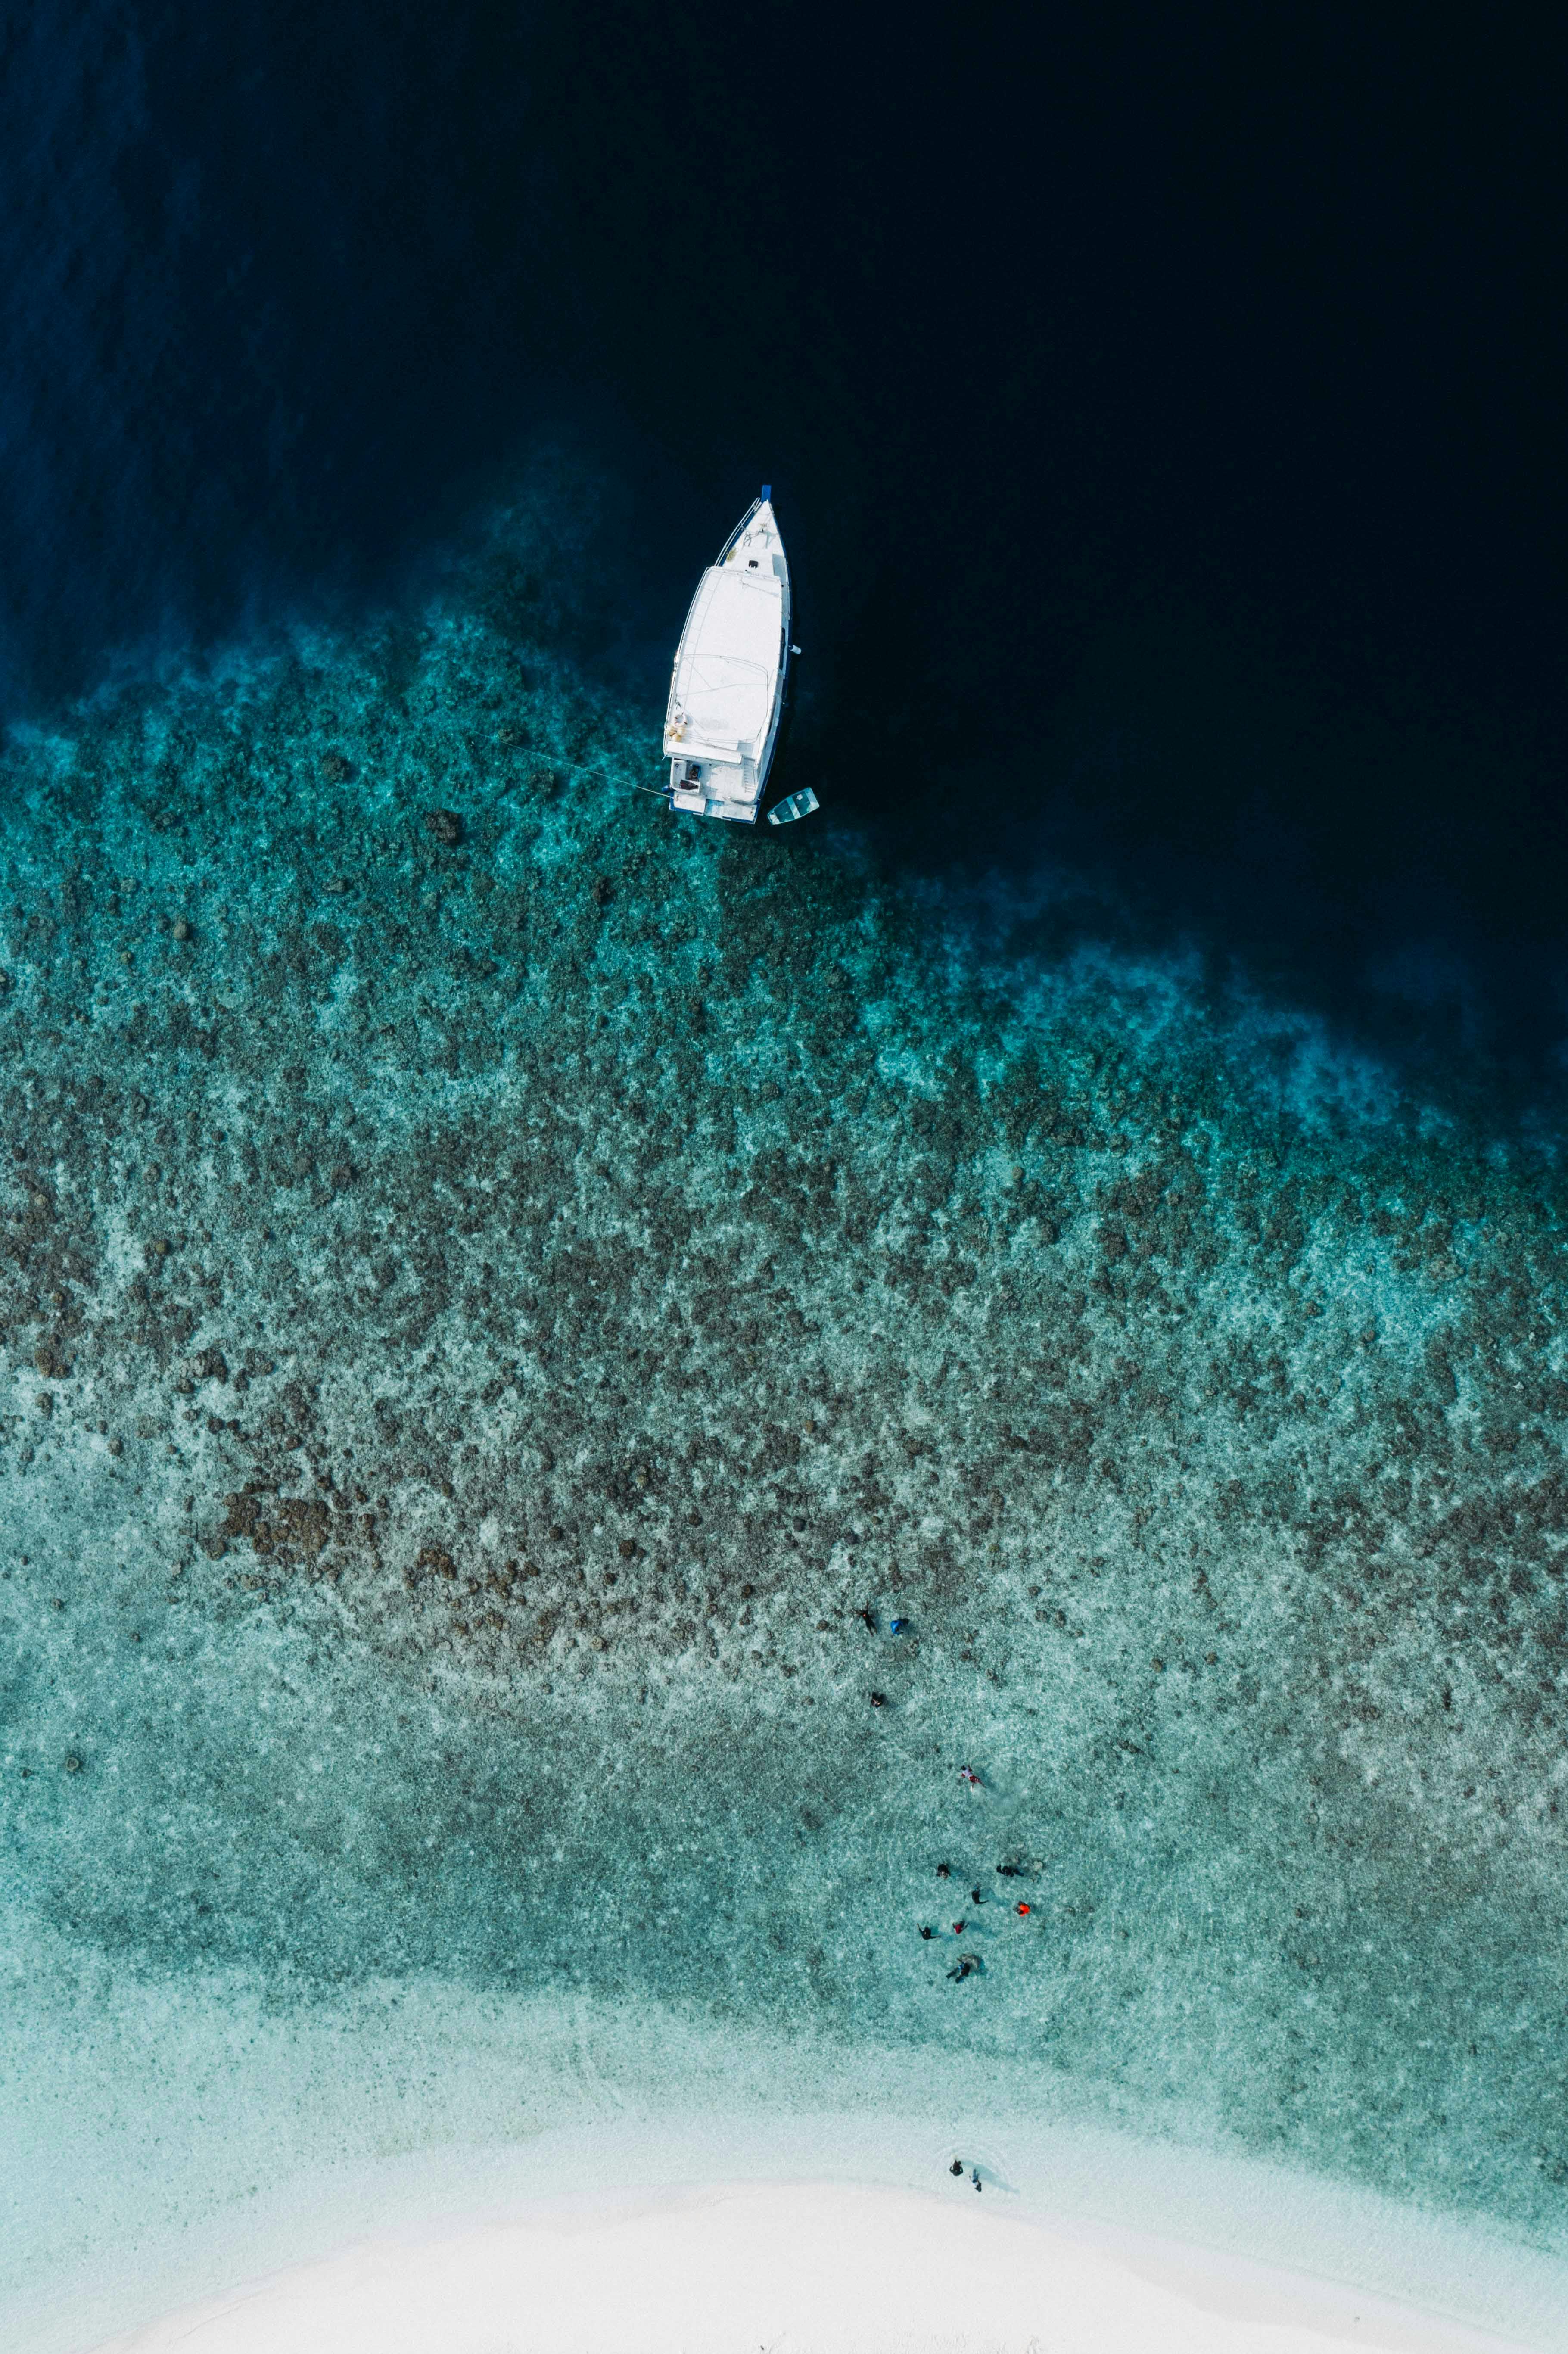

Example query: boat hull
[663,494,791,823]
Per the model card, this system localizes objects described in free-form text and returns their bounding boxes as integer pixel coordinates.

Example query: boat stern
[666,757,761,822]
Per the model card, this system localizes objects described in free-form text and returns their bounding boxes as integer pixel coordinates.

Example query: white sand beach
[9,1960,1565,2354]
[85,2174,1538,2354]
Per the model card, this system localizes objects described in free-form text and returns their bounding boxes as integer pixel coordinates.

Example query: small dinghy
[663,488,802,823]
[768,785,819,825]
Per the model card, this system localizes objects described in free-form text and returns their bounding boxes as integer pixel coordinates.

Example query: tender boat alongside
[663,488,801,823]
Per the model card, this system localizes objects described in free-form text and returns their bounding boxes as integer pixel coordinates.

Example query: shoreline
[81,2168,1542,2354]
[19,2096,1564,2354]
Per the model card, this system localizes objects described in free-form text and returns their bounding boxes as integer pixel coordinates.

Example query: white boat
[663,488,798,823]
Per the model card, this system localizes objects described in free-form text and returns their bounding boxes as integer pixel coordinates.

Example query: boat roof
[667,564,781,758]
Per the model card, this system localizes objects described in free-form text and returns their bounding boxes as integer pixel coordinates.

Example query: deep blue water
[3,0,1566,1111]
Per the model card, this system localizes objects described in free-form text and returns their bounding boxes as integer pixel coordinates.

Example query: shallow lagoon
[3,477,1568,2347]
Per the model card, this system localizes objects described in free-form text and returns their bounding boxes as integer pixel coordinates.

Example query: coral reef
[4,509,1568,2251]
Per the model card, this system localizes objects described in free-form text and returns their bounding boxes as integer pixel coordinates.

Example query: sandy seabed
[87,2174,1534,2354]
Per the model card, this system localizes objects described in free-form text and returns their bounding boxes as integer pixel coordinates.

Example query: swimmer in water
[959,1764,982,1789]
[971,2166,982,2192]
[949,2158,963,2177]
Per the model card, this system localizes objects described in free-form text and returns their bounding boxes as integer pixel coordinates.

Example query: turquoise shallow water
[3,465,1568,2343]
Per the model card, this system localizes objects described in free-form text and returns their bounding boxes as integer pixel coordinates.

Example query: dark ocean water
[3,0,1566,1114]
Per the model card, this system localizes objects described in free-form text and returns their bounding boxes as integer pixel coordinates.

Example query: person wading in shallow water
[971,2167,982,2192]
[949,2158,964,2177]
